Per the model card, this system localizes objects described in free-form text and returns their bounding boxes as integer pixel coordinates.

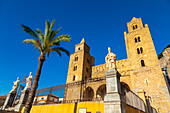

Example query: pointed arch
[83,86,94,100]
[96,84,106,100]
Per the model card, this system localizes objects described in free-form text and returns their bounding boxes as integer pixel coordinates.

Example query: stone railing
[121,86,146,112]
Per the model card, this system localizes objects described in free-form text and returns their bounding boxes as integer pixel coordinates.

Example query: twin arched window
[133,24,138,30]
[73,66,77,71]
[135,36,141,43]
[137,47,143,54]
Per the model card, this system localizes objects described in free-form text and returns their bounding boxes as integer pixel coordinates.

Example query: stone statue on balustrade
[23,72,33,91]
[14,72,33,112]
[9,77,20,94]
[2,77,20,110]
[105,47,117,69]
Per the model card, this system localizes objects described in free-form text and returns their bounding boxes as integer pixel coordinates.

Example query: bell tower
[124,17,159,69]
[65,38,95,101]
[66,38,95,83]
[124,17,170,113]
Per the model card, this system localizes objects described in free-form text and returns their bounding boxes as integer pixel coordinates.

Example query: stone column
[104,68,125,113]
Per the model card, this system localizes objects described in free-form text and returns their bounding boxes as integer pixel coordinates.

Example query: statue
[105,47,117,69]
[9,77,20,93]
[23,72,33,91]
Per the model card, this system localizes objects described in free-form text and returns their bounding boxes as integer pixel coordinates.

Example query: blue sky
[0,0,170,95]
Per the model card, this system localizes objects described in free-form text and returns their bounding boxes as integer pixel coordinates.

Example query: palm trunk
[24,53,45,113]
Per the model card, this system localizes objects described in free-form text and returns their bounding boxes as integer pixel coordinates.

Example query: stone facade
[65,17,170,113]
[159,47,170,79]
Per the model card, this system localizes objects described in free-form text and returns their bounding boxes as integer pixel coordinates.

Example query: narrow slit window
[133,26,135,30]
[86,68,89,73]
[85,76,87,81]
[87,58,90,63]
[135,25,138,29]
[138,36,141,42]
[89,73,92,78]
[140,47,143,53]
[141,60,145,67]
[137,48,140,54]
[73,75,76,81]
[135,38,137,43]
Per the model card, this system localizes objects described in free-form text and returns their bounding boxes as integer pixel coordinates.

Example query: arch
[135,38,137,43]
[96,84,106,100]
[121,82,130,90]
[141,60,145,67]
[83,86,94,100]
[120,82,131,101]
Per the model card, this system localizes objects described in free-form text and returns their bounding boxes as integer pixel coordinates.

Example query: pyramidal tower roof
[80,38,85,43]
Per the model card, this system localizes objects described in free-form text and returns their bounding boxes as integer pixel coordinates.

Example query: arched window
[141,60,145,67]
[140,47,143,53]
[86,68,89,73]
[138,36,141,42]
[85,76,87,81]
[73,66,77,71]
[73,75,76,81]
[133,26,135,30]
[89,73,92,78]
[134,36,141,43]
[135,25,138,29]
[132,24,138,30]
[87,58,90,63]
[75,56,78,61]
[137,48,140,54]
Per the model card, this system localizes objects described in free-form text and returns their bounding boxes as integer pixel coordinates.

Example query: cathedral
[65,17,170,113]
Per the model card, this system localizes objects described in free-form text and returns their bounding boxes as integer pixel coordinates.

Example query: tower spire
[80,38,85,43]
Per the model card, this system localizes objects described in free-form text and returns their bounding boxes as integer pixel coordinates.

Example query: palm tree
[22,20,71,113]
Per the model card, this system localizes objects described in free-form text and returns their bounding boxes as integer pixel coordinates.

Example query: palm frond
[52,42,60,46]
[23,39,43,52]
[21,25,38,38]
[44,20,50,38]
[23,39,37,44]
[47,27,62,42]
[52,47,70,56]
[52,48,62,57]
[49,19,55,31]
[52,34,71,44]
[22,19,71,58]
